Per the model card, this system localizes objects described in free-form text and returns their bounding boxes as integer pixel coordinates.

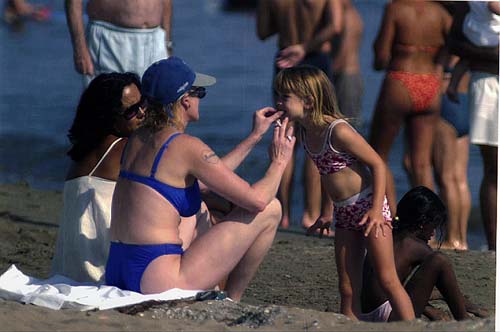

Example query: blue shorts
[440,93,469,137]
[105,242,183,293]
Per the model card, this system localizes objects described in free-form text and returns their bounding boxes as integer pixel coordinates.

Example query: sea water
[0,0,487,249]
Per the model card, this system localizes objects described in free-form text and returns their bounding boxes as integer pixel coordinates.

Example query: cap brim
[193,72,216,87]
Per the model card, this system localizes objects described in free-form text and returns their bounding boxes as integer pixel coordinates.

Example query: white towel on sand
[0,265,201,311]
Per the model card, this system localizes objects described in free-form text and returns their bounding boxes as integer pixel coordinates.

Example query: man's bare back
[87,0,165,29]
[332,0,363,73]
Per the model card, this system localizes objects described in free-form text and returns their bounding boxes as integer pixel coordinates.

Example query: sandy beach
[0,182,494,331]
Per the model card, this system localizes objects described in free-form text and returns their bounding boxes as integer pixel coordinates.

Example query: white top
[463,1,500,47]
[50,138,123,283]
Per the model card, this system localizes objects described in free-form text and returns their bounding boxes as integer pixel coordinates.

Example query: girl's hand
[306,217,332,238]
[268,117,295,165]
[358,208,392,238]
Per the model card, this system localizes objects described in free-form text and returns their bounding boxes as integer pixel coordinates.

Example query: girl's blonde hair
[273,66,344,126]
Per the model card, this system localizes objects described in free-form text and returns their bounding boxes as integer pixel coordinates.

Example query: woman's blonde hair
[273,66,344,126]
[142,96,185,132]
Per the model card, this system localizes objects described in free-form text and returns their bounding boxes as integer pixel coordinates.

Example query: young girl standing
[273,65,414,320]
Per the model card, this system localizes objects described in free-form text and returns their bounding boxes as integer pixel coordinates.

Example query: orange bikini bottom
[387,71,441,113]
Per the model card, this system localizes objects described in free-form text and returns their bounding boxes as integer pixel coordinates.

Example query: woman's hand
[268,117,295,166]
[358,208,392,238]
[252,107,284,138]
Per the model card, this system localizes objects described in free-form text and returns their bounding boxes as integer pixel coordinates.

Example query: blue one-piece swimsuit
[105,133,201,293]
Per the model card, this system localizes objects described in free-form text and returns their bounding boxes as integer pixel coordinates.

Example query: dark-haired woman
[360,186,484,322]
[51,72,146,283]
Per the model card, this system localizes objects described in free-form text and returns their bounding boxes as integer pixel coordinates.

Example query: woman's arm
[373,3,396,71]
[188,118,295,212]
[219,108,283,171]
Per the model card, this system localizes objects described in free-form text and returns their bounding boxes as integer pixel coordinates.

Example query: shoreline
[0,182,495,331]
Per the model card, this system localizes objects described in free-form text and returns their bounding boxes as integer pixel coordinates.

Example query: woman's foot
[439,240,468,251]
[280,215,290,229]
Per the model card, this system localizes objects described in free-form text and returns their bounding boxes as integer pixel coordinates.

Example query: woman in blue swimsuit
[106,57,295,299]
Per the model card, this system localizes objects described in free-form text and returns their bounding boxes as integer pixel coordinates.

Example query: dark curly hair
[67,72,141,161]
[393,186,447,242]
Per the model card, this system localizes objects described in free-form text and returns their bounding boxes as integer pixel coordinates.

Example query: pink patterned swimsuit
[302,120,392,231]
[302,120,357,175]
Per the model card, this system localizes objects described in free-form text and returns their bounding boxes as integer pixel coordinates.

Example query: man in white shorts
[448,3,499,250]
[65,0,172,87]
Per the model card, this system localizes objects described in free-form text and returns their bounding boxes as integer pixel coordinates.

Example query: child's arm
[488,2,500,16]
[330,123,388,237]
[306,182,334,237]
[446,58,469,103]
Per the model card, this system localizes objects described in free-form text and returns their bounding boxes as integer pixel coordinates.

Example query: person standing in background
[65,0,172,87]
[256,0,340,229]
[368,0,451,213]
[432,54,471,251]
[447,1,499,251]
[331,0,364,127]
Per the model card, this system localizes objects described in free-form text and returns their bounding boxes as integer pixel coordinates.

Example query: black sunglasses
[188,86,207,99]
[122,96,147,120]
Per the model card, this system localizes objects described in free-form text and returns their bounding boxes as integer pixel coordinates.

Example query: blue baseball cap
[142,56,216,105]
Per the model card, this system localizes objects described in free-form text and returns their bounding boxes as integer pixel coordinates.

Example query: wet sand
[0,183,495,331]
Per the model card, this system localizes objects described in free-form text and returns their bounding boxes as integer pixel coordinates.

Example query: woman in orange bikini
[369,0,452,212]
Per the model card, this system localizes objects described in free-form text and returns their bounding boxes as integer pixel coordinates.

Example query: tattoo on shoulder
[202,150,219,164]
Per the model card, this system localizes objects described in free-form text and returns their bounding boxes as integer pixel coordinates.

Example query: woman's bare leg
[335,228,366,319]
[402,252,467,320]
[366,227,415,321]
[369,78,408,213]
[433,120,462,249]
[455,136,471,249]
[140,199,282,300]
[407,109,439,191]
[479,145,497,250]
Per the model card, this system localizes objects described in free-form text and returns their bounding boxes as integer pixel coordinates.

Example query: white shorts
[469,71,498,147]
[84,20,169,87]
[359,300,392,322]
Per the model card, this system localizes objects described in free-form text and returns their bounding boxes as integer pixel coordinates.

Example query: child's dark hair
[394,186,447,242]
[67,72,141,161]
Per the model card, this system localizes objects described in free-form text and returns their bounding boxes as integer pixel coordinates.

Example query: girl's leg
[278,145,296,228]
[334,228,366,319]
[401,252,467,320]
[455,136,471,249]
[301,155,322,228]
[366,227,415,320]
[432,119,462,249]
[369,77,407,213]
[140,199,282,300]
